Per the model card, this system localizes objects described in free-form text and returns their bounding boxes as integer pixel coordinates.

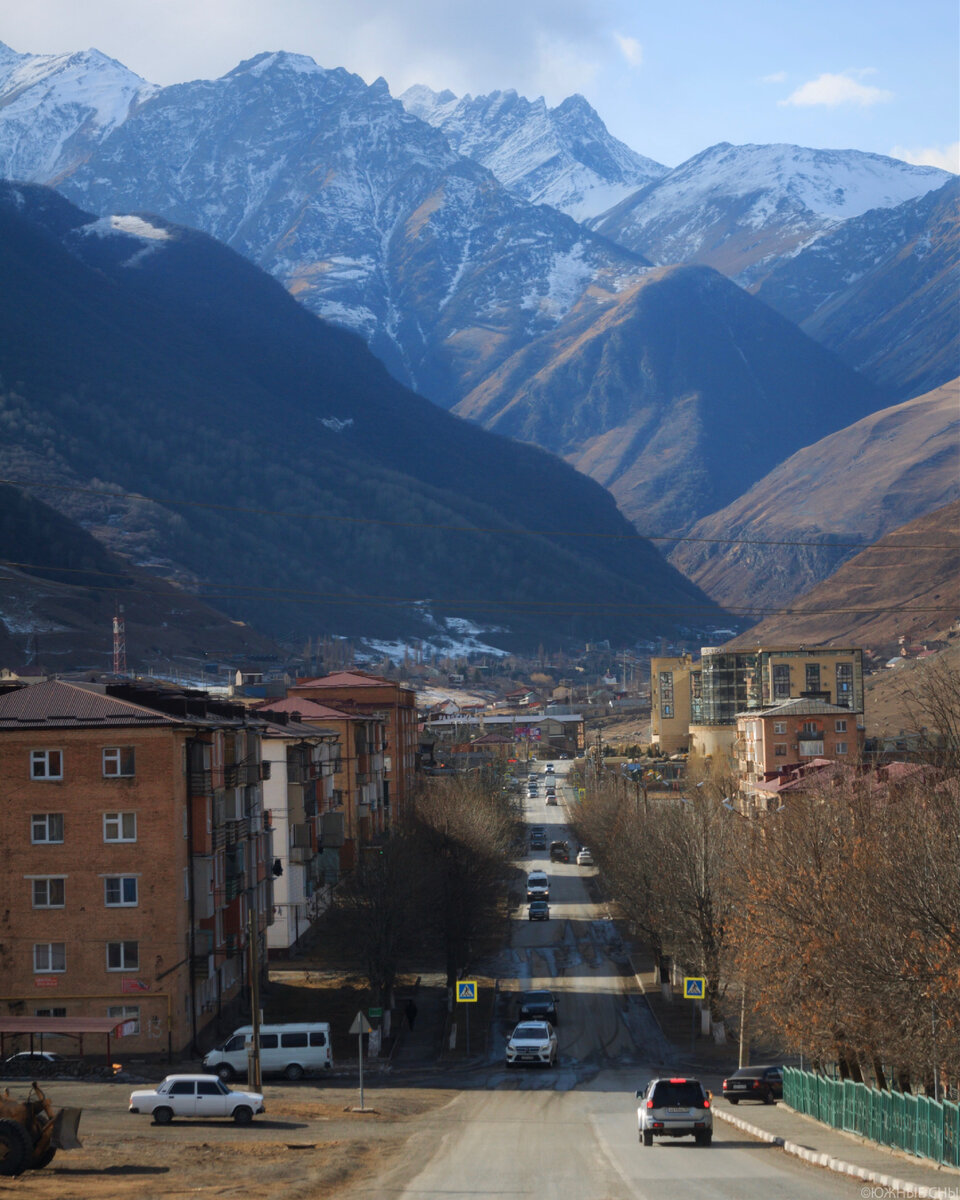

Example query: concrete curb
[713,1108,956,1199]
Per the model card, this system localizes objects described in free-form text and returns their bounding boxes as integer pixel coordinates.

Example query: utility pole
[112,604,127,676]
[247,908,262,1091]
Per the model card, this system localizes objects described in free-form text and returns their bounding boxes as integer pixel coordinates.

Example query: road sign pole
[358,1027,364,1110]
[466,1004,470,1055]
[691,998,696,1055]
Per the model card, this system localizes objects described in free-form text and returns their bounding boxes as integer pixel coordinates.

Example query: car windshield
[514,1023,548,1038]
[652,1081,704,1107]
[523,992,552,1004]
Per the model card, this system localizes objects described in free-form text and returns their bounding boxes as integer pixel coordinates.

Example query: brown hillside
[725,499,960,654]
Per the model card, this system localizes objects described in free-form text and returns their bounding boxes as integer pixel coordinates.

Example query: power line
[1,476,955,552]
[1,556,957,619]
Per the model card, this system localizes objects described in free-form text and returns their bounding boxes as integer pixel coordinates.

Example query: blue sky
[4,0,957,169]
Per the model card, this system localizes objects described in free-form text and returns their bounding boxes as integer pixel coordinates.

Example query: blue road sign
[456,980,478,1003]
[683,976,706,999]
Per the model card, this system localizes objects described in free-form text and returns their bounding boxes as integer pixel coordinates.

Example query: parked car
[545,764,555,773]
[722,1065,783,1104]
[637,1077,713,1146]
[518,990,558,1025]
[576,847,594,866]
[549,841,570,863]
[2,1051,63,1069]
[528,899,550,921]
[129,1075,265,1124]
[505,1021,558,1067]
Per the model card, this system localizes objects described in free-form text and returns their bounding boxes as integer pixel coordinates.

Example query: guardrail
[783,1066,960,1167]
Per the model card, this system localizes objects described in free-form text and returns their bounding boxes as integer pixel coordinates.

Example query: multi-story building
[255,697,384,868]
[257,712,338,955]
[0,679,272,1058]
[650,654,694,755]
[287,672,416,824]
[684,646,864,761]
[735,698,865,806]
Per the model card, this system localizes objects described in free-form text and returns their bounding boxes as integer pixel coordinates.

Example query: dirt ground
[0,1081,453,1199]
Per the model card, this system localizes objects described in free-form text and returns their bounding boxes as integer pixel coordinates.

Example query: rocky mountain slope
[455,264,886,534]
[0,41,156,181]
[668,378,960,610]
[0,484,283,673]
[0,181,724,651]
[754,177,960,398]
[592,142,951,283]
[723,499,960,655]
[399,85,666,220]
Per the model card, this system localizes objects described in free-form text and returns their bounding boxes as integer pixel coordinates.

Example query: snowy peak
[594,141,953,280]
[398,83,666,220]
[0,43,156,182]
[224,50,326,79]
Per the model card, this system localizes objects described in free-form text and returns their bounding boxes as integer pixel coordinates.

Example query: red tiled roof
[294,671,393,688]
[0,679,180,728]
[253,697,359,721]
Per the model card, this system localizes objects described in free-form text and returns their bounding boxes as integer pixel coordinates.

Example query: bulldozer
[0,1081,82,1176]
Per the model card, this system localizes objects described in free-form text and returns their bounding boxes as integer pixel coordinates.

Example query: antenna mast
[113,604,127,676]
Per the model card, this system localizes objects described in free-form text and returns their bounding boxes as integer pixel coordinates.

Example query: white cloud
[761,71,786,84]
[779,71,893,108]
[614,33,643,68]
[890,141,960,173]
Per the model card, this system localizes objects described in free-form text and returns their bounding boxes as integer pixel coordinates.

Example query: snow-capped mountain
[593,142,953,284]
[754,177,960,398]
[0,40,156,182]
[399,85,666,221]
[45,51,649,400]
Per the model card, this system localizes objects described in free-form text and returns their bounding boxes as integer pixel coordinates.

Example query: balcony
[225,874,245,902]
[189,768,213,797]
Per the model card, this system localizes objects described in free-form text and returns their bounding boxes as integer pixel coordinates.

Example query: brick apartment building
[287,672,416,824]
[0,679,273,1058]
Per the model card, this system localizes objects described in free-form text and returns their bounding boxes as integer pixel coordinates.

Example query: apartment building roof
[0,678,183,729]
[294,671,396,689]
[737,697,863,719]
[254,696,364,722]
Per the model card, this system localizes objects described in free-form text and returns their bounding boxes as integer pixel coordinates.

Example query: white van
[526,871,549,901]
[202,1022,332,1081]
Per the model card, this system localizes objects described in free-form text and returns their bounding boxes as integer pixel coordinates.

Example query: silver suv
[636,1077,713,1146]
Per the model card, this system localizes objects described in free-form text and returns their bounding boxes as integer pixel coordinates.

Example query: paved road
[347,763,871,1199]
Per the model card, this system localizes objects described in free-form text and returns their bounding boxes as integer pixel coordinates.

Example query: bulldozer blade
[50,1107,83,1150]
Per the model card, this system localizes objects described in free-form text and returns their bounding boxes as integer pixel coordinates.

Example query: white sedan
[129,1074,265,1124]
[576,847,594,866]
[505,1021,558,1067]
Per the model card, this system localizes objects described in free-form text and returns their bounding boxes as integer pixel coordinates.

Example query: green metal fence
[783,1066,960,1168]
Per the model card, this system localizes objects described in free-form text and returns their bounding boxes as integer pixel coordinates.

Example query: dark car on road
[528,900,550,921]
[518,989,558,1025]
[549,841,570,862]
[722,1065,783,1104]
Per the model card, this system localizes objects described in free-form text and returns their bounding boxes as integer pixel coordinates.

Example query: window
[104,876,138,906]
[31,813,64,843]
[34,943,66,973]
[773,721,787,734]
[835,742,849,755]
[169,1080,195,1096]
[260,1034,279,1049]
[107,1004,140,1034]
[309,1031,327,1047]
[32,878,65,908]
[835,719,847,733]
[197,1080,222,1096]
[36,1007,66,1018]
[106,942,139,971]
[772,664,791,700]
[103,747,136,777]
[801,721,820,736]
[805,663,821,692]
[103,812,137,842]
[30,750,62,780]
[280,1031,308,1048]
[836,662,854,706]
[774,743,787,757]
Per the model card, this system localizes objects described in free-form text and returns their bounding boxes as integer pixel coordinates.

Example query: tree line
[572,669,960,1094]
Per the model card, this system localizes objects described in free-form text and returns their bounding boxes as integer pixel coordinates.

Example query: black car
[549,841,570,862]
[722,1064,783,1104]
[528,900,550,921]
[518,989,558,1025]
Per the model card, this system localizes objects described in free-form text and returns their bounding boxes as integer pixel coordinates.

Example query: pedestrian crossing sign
[683,977,706,999]
[456,981,478,1003]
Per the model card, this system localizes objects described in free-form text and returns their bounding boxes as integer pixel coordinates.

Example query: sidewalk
[626,938,960,1199]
